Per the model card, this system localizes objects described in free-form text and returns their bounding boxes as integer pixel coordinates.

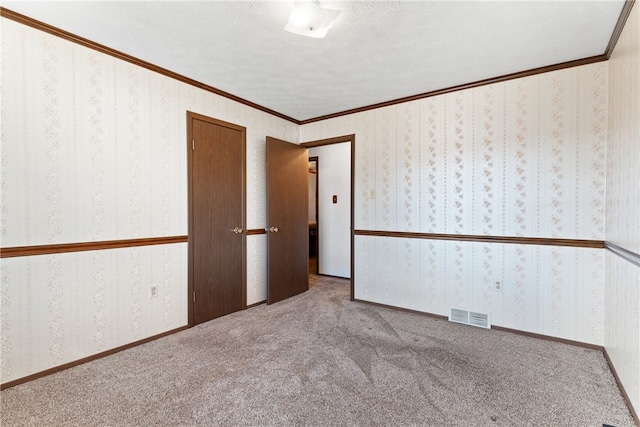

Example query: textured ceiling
[2,1,626,122]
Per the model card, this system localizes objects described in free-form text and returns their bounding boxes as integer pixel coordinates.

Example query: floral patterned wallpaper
[1,7,638,409]
[302,62,608,345]
[0,18,297,383]
[605,2,640,416]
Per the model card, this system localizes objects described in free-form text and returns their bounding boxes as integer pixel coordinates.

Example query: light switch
[332,195,337,203]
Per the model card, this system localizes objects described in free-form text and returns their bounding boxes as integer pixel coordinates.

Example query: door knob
[269,226,279,233]
[232,227,243,234]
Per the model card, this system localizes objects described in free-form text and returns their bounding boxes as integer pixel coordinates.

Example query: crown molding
[0,7,301,125]
[2,2,633,125]
[299,55,607,124]
[604,0,636,59]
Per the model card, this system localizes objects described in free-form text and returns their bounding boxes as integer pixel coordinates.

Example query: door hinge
[193,291,196,302]
[192,140,195,151]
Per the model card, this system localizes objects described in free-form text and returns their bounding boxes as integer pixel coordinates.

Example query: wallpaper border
[606,241,640,268]
[354,230,605,249]
[1,236,188,258]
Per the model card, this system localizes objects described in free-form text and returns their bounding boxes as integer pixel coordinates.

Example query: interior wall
[301,62,608,345]
[0,18,298,384]
[606,2,640,415]
[308,143,351,278]
[2,8,637,404]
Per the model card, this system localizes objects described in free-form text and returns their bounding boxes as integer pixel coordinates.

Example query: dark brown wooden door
[188,112,246,325]
[266,137,309,304]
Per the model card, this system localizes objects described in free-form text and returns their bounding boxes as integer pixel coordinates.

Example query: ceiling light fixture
[283,0,341,39]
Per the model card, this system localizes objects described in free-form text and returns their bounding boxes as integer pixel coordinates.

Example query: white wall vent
[449,308,491,329]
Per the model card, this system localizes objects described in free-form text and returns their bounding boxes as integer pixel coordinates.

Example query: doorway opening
[302,136,353,294]
[308,157,318,275]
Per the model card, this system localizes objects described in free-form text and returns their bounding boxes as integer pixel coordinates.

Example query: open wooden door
[266,137,309,304]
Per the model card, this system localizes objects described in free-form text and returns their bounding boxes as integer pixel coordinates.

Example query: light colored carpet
[1,275,635,426]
